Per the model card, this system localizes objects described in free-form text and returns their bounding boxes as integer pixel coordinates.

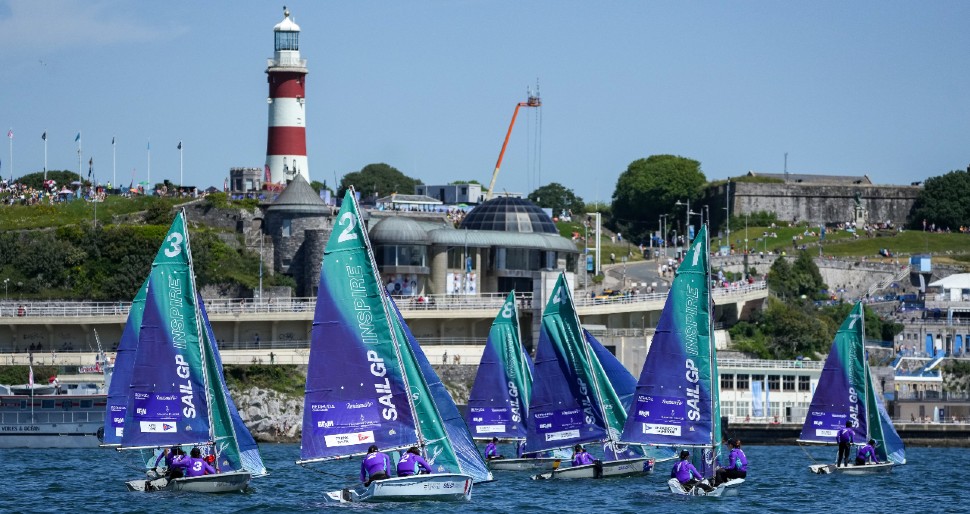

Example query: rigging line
[297,461,359,480]
[797,441,821,464]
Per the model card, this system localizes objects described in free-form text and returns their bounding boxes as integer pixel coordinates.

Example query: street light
[2,278,8,302]
[659,214,669,259]
[674,199,690,243]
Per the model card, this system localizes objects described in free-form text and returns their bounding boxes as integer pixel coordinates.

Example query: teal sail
[102,278,148,446]
[300,188,485,482]
[468,291,533,441]
[523,272,629,457]
[120,212,211,449]
[799,302,905,465]
[199,297,268,476]
[118,210,265,476]
[619,226,720,475]
[390,299,492,482]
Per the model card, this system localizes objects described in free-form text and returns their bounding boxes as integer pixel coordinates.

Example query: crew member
[360,445,392,486]
[171,447,216,477]
[855,439,880,466]
[836,421,854,467]
[671,450,713,492]
[572,444,595,466]
[715,439,748,485]
[485,437,503,460]
[397,447,434,477]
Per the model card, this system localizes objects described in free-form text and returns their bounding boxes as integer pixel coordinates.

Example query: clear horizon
[1,1,968,203]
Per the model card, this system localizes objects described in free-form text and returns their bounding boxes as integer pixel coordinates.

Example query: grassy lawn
[0,196,185,231]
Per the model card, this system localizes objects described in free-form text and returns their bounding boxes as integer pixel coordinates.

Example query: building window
[736,374,749,390]
[720,373,734,391]
[282,219,291,238]
[798,375,811,392]
[275,31,299,51]
[783,375,795,391]
[767,375,780,391]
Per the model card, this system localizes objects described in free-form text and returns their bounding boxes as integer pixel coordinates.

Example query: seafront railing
[0,281,767,319]
[719,357,824,370]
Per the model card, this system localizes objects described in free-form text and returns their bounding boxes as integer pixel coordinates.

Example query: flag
[6,129,12,139]
[223,177,228,192]
[28,366,34,389]
[41,131,47,141]
[147,140,150,150]
[75,132,80,142]
[177,141,182,150]
[88,157,93,179]
[111,136,115,145]
[264,164,271,183]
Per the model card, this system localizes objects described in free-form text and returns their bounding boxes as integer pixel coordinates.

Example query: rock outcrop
[231,386,303,443]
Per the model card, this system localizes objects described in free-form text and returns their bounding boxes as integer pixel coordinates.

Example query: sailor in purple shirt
[171,447,216,477]
[397,447,435,477]
[715,439,748,485]
[360,445,392,486]
[671,450,713,492]
[854,438,880,465]
[836,421,854,467]
[571,445,595,466]
[485,437,503,460]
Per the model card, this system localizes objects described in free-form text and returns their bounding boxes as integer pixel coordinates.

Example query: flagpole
[76,132,82,183]
[178,141,183,187]
[112,137,116,189]
[43,131,47,181]
[147,138,151,189]
[7,129,12,183]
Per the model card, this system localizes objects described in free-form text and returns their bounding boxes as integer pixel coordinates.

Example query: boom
[485,88,541,200]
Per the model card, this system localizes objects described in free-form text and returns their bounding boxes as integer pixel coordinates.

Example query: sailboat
[298,189,490,503]
[798,301,906,475]
[467,292,558,471]
[524,272,653,480]
[619,225,743,497]
[115,210,267,493]
[101,278,148,447]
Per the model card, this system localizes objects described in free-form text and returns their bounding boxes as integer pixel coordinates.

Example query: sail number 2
[164,232,183,258]
[337,212,358,243]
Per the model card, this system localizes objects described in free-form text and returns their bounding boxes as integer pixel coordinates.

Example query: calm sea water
[4,444,960,513]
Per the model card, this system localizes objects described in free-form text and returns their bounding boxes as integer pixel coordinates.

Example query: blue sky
[1,1,968,202]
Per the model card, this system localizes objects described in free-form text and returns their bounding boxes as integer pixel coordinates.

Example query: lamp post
[3,278,8,303]
[675,199,690,243]
[725,181,731,253]
[659,214,669,259]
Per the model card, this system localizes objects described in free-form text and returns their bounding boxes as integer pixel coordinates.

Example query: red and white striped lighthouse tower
[265,7,309,185]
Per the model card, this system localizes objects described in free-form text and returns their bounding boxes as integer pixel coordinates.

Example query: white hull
[0,393,105,448]
[0,430,100,448]
[126,470,252,493]
[325,474,473,503]
[810,462,894,475]
[531,458,652,480]
[667,477,744,497]
[487,457,561,471]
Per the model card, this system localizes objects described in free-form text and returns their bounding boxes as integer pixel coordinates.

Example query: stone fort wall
[726,182,920,225]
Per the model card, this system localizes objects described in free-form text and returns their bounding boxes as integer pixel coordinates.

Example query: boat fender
[593,460,604,479]
[341,488,352,502]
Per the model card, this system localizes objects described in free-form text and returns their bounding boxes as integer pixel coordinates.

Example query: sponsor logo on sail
[324,431,375,447]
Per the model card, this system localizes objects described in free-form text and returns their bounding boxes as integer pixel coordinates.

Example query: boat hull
[325,474,473,503]
[487,458,561,471]
[667,477,744,497]
[531,458,652,480]
[0,393,106,448]
[810,462,894,475]
[126,470,252,493]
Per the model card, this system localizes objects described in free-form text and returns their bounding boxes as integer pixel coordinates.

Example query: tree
[527,183,584,217]
[309,180,333,195]
[337,163,422,198]
[908,170,970,230]
[610,155,706,244]
[449,180,481,185]
[767,251,826,300]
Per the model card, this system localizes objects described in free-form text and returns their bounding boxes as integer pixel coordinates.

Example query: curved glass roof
[459,197,558,234]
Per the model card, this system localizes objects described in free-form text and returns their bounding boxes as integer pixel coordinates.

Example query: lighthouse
[265,7,309,185]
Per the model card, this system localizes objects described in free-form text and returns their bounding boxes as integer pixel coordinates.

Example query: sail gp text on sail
[682,282,702,423]
[168,274,197,423]
[346,264,397,421]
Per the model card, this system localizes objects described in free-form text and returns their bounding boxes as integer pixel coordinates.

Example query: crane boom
[485,89,541,201]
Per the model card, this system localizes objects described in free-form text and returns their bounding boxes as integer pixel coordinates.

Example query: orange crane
[485,86,541,200]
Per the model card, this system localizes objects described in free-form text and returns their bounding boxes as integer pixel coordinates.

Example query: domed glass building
[459,197,559,234]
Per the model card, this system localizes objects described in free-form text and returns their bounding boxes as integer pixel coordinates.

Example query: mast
[860,305,869,441]
[181,208,218,458]
[705,224,718,457]
[348,189,427,450]
[565,276,615,448]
